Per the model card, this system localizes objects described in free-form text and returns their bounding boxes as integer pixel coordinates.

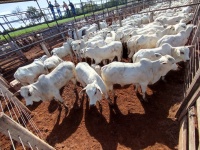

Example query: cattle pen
[0,0,200,149]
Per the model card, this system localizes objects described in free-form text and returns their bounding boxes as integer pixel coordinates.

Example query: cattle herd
[12,0,195,112]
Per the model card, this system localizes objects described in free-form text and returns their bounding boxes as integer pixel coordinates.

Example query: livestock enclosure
[0,0,200,149]
[0,0,191,81]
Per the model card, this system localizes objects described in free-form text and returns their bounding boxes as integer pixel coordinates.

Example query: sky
[0,0,91,31]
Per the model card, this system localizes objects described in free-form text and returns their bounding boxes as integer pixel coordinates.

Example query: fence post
[119,16,122,27]
[0,112,55,150]
[75,28,79,40]
[38,34,51,57]
[188,106,196,150]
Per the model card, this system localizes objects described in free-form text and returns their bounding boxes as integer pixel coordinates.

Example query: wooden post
[97,20,101,30]
[119,16,122,27]
[0,83,31,114]
[149,11,154,23]
[196,97,200,150]
[75,28,79,40]
[38,34,51,57]
[179,116,187,150]
[0,112,55,150]
[188,106,196,150]
[40,42,51,57]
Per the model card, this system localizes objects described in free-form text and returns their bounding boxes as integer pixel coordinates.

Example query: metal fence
[175,1,200,149]
[0,0,196,82]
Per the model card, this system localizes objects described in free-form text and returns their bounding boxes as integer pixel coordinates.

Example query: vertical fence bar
[196,97,200,150]
[3,16,13,31]
[36,0,50,28]
[188,106,196,150]
[178,116,187,150]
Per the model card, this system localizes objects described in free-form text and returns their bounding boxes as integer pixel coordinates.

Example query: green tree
[82,2,99,13]
[26,6,44,25]
[12,7,27,26]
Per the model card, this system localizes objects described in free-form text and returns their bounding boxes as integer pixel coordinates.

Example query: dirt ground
[1,57,185,150]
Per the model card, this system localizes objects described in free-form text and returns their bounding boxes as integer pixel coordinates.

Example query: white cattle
[127,26,176,58]
[80,41,123,64]
[105,31,116,44]
[14,61,76,106]
[87,40,106,48]
[132,43,190,63]
[14,59,49,86]
[51,38,74,60]
[101,55,178,101]
[34,55,48,63]
[99,21,108,29]
[71,40,86,61]
[155,13,193,25]
[156,24,195,47]
[91,64,101,76]
[43,54,63,72]
[76,62,111,107]
[71,39,106,61]
[182,6,192,13]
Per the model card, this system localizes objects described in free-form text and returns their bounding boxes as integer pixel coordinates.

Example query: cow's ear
[175,48,181,56]
[95,85,103,95]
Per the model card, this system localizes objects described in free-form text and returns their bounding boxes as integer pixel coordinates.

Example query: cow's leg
[134,83,140,92]
[117,54,121,62]
[71,78,77,89]
[161,76,167,82]
[54,90,68,109]
[140,83,148,102]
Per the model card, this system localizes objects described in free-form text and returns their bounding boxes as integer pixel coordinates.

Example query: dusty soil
[0,57,185,150]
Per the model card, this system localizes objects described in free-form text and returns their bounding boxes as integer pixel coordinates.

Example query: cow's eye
[94,89,97,95]
[28,91,31,96]
[180,52,184,54]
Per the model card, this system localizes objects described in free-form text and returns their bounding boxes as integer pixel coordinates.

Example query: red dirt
[0,57,185,150]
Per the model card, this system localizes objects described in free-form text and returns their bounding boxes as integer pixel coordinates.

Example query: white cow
[71,39,106,61]
[43,54,63,72]
[155,13,193,25]
[14,59,48,86]
[80,41,123,64]
[34,55,48,63]
[51,38,74,60]
[76,62,111,108]
[132,43,190,63]
[127,25,176,58]
[101,55,178,101]
[13,61,76,106]
[91,64,101,76]
[156,24,195,47]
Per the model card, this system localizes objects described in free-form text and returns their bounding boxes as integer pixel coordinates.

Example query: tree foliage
[26,6,44,25]
[12,7,27,26]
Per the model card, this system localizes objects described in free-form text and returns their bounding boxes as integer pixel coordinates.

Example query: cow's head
[13,85,41,106]
[174,46,190,62]
[159,55,178,75]
[71,40,82,52]
[79,82,103,106]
